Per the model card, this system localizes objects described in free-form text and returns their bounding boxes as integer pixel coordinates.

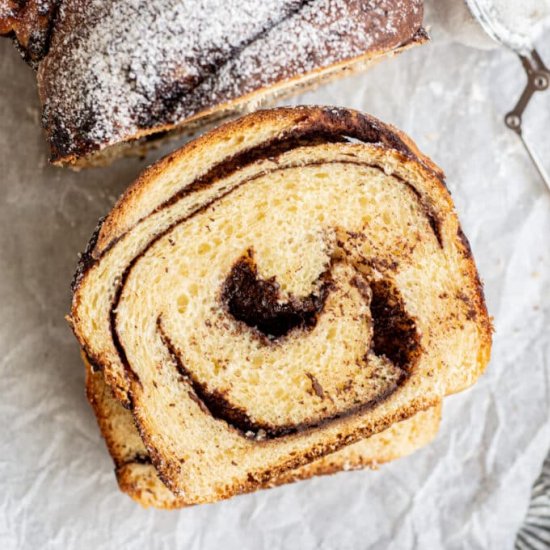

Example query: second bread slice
[85,357,441,509]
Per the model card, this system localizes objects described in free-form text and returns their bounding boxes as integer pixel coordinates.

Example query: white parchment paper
[1,3,549,549]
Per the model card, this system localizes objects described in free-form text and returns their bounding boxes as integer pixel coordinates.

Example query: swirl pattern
[70,107,492,503]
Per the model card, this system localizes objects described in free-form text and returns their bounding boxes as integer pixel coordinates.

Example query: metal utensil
[465,0,550,191]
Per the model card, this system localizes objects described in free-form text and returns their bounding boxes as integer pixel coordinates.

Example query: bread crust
[70,106,492,503]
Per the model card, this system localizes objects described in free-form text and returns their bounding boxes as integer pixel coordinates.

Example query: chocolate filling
[71,216,105,291]
[370,279,421,368]
[152,252,421,440]
[120,453,152,467]
[222,251,331,339]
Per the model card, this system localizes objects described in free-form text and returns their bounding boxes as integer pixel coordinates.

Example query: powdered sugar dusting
[38,0,422,161]
[195,0,422,111]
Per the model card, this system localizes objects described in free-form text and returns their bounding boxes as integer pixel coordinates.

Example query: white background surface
[1,3,549,549]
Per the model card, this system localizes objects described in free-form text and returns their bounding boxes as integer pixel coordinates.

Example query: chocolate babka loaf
[70,106,492,505]
[85,356,442,509]
[1,0,427,166]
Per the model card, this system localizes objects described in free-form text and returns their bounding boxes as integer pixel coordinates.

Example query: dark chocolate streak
[119,453,152,467]
[157,318,409,439]
[222,250,332,339]
[370,279,422,368]
[403,181,443,248]
[72,216,105,291]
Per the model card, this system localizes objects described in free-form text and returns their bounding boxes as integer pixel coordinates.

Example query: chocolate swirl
[149,246,421,439]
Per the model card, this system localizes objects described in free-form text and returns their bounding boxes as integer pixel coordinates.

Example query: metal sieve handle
[504,49,550,192]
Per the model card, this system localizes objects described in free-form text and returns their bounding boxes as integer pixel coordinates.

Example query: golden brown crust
[115,463,185,509]
[276,404,441,482]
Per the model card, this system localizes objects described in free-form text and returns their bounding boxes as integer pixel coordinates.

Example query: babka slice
[70,106,492,504]
[85,356,441,509]
[1,0,427,166]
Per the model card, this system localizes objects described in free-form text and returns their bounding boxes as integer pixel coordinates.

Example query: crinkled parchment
[0,2,549,549]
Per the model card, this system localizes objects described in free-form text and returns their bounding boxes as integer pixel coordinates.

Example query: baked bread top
[1,0,426,165]
[70,106,492,504]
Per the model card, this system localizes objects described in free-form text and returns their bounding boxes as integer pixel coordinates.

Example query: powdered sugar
[466,0,550,52]
[38,0,422,161]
